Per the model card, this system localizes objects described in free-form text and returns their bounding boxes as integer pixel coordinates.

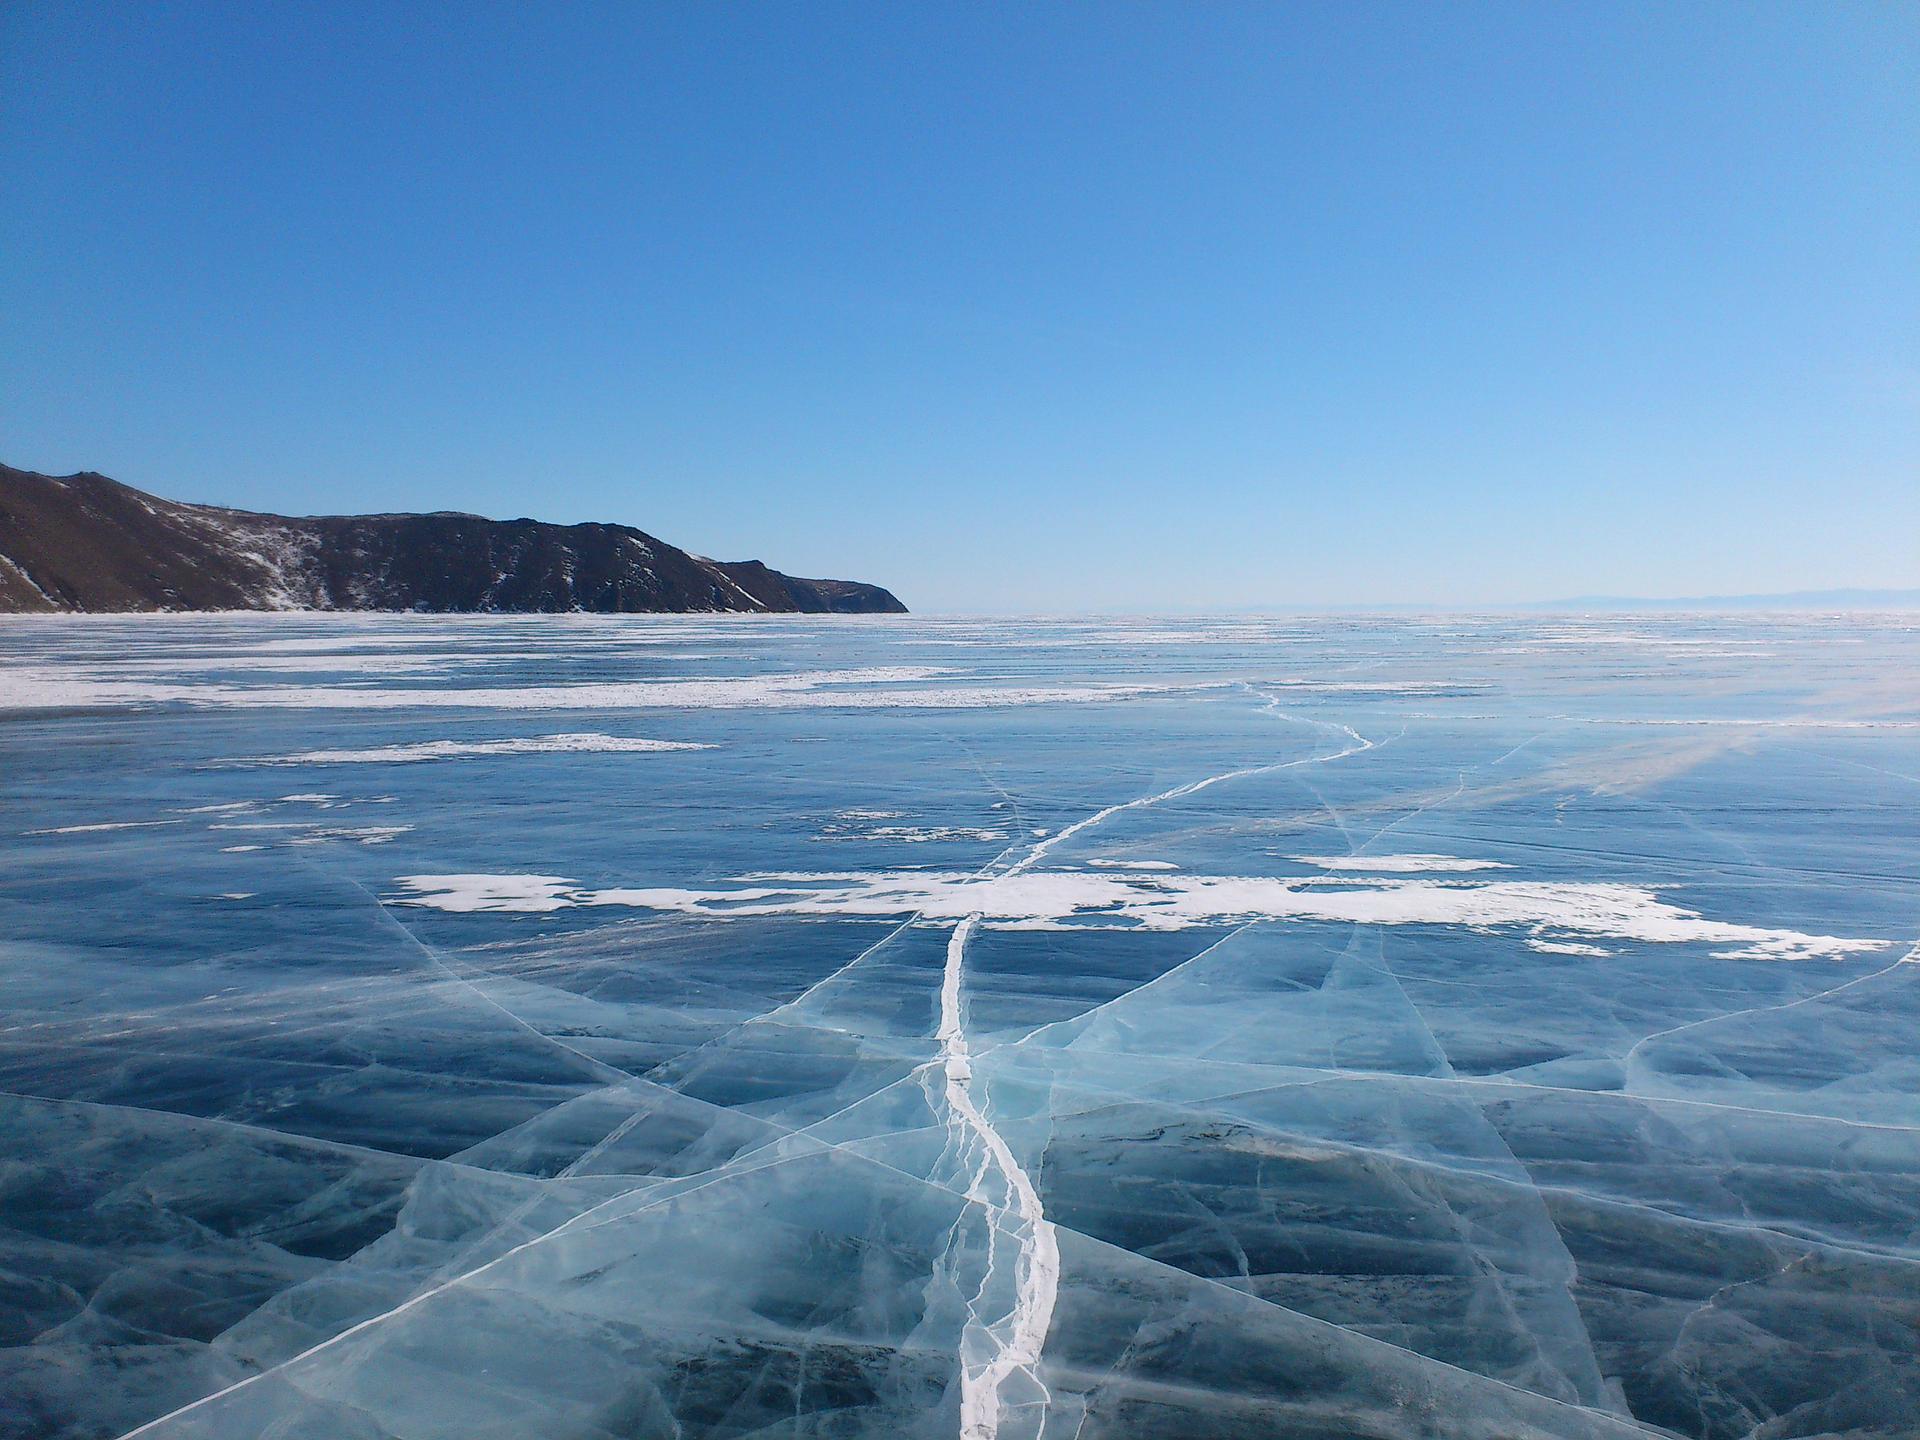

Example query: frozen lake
[2,612,1917,1439]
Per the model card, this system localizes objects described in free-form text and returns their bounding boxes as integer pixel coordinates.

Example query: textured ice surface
[2,611,1918,1440]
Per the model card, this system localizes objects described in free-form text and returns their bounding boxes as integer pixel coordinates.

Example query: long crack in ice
[926,716,1380,1439]
[939,914,1060,1440]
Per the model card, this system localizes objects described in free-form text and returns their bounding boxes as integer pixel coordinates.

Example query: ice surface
[2,611,1917,1440]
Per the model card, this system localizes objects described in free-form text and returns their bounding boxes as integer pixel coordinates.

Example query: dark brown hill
[0,464,905,615]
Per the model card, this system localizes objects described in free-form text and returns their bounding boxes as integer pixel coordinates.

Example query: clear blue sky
[3,3,1915,611]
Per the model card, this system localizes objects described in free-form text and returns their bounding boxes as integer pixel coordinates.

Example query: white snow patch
[1294,854,1512,873]
[388,869,1888,962]
[817,820,1008,843]
[391,873,579,912]
[0,553,58,606]
[288,825,411,846]
[1527,938,1615,957]
[232,734,715,765]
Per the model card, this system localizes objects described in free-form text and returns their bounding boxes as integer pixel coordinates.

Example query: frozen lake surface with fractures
[2,612,1918,1440]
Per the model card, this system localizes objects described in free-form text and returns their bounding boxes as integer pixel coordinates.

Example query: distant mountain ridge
[0,464,906,615]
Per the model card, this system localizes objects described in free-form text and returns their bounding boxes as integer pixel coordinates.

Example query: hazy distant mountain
[1524,589,1920,612]
[0,464,906,615]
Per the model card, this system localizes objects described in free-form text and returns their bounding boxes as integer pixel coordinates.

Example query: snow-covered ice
[388,868,1886,960]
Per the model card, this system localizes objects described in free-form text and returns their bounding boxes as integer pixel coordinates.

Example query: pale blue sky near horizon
[3,2,1915,613]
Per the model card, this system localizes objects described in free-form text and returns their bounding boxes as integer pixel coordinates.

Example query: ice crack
[940,914,1060,1440]
[932,714,1377,1437]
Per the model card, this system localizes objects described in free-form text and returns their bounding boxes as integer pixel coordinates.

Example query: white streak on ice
[0,665,1188,713]
[1294,853,1513,872]
[939,915,1060,1440]
[286,825,411,846]
[231,733,716,765]
[24,819,185,835]
[818,824,1010,843]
